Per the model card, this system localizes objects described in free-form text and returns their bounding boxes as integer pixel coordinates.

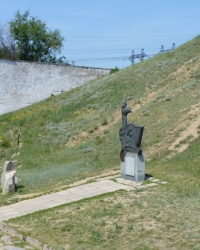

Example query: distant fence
[0,59,110,115]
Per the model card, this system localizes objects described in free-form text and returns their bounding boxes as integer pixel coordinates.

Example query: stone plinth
[121,152,145,183]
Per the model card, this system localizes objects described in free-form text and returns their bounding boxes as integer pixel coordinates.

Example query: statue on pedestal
[119,100,144,162]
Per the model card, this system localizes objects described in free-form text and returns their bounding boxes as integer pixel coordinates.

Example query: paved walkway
[0,178,133,222]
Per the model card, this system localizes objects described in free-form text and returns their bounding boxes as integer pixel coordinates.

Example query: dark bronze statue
[119,101,144,162]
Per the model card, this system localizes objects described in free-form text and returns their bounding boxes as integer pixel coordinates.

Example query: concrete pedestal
[120,152,145,183]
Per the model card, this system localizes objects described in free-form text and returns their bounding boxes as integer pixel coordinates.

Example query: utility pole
[158,43,176,54]
[129,50,135,65]
[160,45,164,53]
[128,48,149,65]
[172,43,176,50]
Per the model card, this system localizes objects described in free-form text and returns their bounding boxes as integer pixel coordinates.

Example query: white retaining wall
[0,59,110,115]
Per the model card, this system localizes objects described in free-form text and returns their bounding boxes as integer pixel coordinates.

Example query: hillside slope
[0,35,200,196]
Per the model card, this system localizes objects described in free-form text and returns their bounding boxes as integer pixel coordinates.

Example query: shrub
[143,110,149,116]
[101,118,108,126]
[195,91,200,97]
[165,96,172,101]
[193,72,200,79]
[156,94,165,100]
[103,129,110,134]
[80,147,94,154]
[0,136,11,148]
[127,96,133,101]
[110,67,119,74]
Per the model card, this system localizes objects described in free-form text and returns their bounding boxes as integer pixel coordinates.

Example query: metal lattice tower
[158,43,176,54]
[127,43,176,66]
[128,48,150,65]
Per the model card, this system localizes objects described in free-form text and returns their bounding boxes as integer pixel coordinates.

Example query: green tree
[0,25,16,60]
[9,10,65,62]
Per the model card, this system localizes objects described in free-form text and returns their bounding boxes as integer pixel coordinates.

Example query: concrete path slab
[0,179,133,222]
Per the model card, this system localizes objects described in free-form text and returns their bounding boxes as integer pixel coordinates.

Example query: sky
[1,0,200,69]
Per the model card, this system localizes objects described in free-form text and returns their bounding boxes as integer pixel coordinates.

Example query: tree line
[0,10,68,64]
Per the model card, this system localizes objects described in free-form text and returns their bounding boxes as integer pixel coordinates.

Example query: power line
[62,43,176,66]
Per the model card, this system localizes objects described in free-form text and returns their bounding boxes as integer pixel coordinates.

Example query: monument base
[120,152,145,183]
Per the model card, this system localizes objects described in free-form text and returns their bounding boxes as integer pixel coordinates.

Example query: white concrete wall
[0,59,110,115]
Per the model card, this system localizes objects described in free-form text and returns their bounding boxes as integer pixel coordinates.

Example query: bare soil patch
[169,103,200,154]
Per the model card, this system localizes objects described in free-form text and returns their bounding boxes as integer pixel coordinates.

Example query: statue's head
[122,100,127,108]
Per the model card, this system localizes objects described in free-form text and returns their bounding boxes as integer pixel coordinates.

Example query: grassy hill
[0,36,200,249]
[0,35,200,196]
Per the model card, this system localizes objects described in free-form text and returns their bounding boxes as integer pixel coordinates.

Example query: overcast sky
[1,0,200,69]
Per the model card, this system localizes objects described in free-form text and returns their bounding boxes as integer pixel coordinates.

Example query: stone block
[1,161,19,194]
[120,161,126,178]
[121,153,145,183]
